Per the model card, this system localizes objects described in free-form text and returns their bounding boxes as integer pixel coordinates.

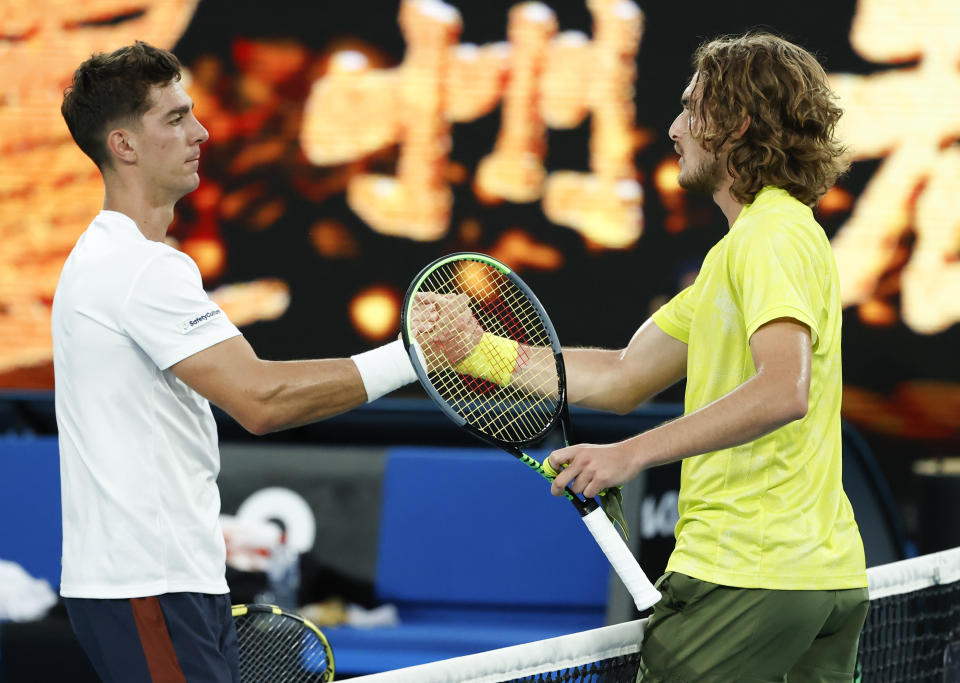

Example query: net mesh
[856,546,960,682]
[506,655,641,683]
[345,547,960,683]
[410,258,560,444]
[234,606,333,682]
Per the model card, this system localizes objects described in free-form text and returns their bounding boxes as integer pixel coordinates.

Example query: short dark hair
[690,32,848,206]
[61,41,183,169]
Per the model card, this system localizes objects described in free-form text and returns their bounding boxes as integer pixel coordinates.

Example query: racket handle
[581,507,661,611]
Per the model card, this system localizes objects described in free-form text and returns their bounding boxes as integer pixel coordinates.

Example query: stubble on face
[673,74,726,197]
[678,150,724,196]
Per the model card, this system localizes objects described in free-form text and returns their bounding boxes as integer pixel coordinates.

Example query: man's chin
[183,173,201,193]
[172,175,201,202]
[678,172,717,196]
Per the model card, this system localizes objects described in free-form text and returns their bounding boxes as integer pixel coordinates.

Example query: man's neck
[102,174,176,242]
[712,175,744,228]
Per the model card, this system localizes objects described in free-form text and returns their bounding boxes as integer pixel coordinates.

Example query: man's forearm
[564,347,643,412]
[565,320,688,414]
[625,369,807,470]
[548,368,809,499]
[240,358,369,434]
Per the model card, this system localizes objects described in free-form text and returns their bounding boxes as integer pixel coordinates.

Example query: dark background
[164,0,959,545]
[2,3,957,678]
[2,0,958,549]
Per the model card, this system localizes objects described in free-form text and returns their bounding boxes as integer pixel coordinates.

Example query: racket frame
[401,252,661,611]
[231,603,335,682]
[401,253,587,512]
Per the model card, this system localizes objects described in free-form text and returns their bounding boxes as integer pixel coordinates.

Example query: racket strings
[414,261,561,444]
[234,611,331,682]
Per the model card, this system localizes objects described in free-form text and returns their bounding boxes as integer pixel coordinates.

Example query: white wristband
[350,339,417,403]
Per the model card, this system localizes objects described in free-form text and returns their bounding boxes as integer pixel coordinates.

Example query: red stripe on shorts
[129,597,187,683]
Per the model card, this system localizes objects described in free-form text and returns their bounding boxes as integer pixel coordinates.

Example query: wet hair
[61,41,182,169]
[689,32,848,206]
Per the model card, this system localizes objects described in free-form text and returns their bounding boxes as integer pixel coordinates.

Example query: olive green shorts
[636,572,870,683]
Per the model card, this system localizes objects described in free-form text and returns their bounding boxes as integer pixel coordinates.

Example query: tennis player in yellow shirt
[547,33,869,682]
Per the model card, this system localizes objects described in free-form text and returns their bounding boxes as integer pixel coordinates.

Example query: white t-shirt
[52,210,241,598]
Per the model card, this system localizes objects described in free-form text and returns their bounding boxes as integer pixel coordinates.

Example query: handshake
[409,292,521,387]
[408,291,556,396]
[409,292,484,367]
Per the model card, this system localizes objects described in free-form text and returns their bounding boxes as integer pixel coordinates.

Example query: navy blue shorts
[64,592,239,683]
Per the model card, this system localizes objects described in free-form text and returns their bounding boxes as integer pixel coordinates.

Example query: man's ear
[105,127,137,165]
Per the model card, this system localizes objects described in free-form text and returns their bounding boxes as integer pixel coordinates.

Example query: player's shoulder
[80,213,203,293]
[129,244,203,297]
[140,240,198,271]
[83,211,186,264]
[732,187,825,246]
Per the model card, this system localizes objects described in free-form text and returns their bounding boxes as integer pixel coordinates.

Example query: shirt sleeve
[730,225,823,347]
[122,249,241,370]
[652,283,696,344]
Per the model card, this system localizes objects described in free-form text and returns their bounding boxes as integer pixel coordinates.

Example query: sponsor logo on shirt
[180,308,222,334]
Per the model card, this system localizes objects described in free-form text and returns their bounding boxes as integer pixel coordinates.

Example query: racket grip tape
[581,507,661,611]
[542,456,619,501]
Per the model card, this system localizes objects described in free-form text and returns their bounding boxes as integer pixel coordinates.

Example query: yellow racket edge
[231,603,336,682]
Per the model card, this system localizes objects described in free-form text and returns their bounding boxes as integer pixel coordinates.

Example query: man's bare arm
[550,318,811,498]
[171,336,368,435]
[564,318,688,414]
[415,300,687,409]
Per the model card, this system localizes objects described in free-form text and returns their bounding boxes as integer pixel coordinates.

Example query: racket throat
[518,453,543,472]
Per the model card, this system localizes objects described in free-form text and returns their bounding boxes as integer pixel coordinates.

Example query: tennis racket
[401,252,661,612]
[232,603,334,682]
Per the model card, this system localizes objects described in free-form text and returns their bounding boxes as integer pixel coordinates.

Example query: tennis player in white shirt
[54,41,423,683]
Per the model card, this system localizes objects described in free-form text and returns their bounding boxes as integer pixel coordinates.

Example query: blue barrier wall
[375,446,609,608]
[0,436,61,589]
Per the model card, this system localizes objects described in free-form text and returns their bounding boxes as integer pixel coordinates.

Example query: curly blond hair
[690,32,848,206]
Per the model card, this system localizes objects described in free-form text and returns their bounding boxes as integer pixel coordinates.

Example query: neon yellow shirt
[652,187,867,590]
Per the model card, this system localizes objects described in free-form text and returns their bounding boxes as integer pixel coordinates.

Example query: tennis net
[857,545,960,682]
[345,547,960,683]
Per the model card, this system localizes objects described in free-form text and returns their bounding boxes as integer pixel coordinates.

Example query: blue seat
[0,436,62,590]
[328,446,611,675]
